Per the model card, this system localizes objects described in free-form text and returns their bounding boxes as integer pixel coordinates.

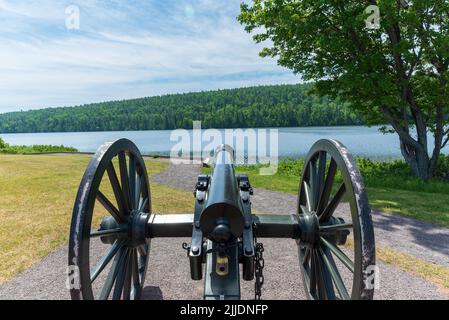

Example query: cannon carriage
[68,139,375,300]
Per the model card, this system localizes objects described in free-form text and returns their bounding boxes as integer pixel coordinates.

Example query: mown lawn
[0,154,193,283]
[368,188,449,227]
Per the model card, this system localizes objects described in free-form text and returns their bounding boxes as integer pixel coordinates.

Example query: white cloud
[0,0,298,112]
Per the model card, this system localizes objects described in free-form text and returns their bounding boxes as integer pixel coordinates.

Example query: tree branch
[380,106,424,151]
[386,22,428,149]
[442,135,449,149]
[430,105,444,173]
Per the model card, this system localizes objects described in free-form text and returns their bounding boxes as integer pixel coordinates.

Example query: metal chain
[254,240,265,300]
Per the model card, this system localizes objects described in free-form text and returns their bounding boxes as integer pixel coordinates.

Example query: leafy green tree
[0,137,8,149]
[0,84,362,134]
[239,0,449,179]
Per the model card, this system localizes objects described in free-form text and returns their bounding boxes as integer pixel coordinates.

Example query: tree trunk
[400,139,432,180]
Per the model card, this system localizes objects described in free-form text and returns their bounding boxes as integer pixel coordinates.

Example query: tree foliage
[0,84,362,133]
[239,0,449,179]
[0,137,77,154]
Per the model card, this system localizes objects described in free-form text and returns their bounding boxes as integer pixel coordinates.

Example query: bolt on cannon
[68,139,376,300]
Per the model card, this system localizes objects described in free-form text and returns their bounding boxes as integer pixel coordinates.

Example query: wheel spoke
[91,239,124,283]
[112,248,130,300]
[131,249,141,298]
[302,265,315,299]
[303,181,313,212]
[308,159,318,211]
[118,152,131,212]
[137,245,147,260]
[319,223,353,233]
[302,247,311,265]
[320,183,346,222]
[320,246,350,300]
[122,255,132,300]
[128,154,136,211]
[99,247,127,300]
[316,151,327,208]
[96,191,123,223]
[317,158,337,215]
[137,245,148,264]
[309,250,318,298]
[90,227,127,238]
[135,174,142,210]
[106,163,126,216]
[316,248,337,299]
[139,197,149,213]
[300,205,309,214]
[300,249,319,299]
[312,250,328,299]
[320,236,354,273]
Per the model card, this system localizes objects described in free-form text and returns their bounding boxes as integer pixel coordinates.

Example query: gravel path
[0,162,447,300]
[0,237,444,300]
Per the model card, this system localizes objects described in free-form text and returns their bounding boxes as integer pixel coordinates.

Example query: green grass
[377,245,449,294]
[0,154,193,283]
[368,188,449,227]
[345,238,449,294]
[204,157,449,227]
[0,137,78,154]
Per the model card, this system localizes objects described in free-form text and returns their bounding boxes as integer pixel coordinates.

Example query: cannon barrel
[199,145,245,242]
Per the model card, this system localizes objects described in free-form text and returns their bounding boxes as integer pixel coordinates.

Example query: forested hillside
[0,84,363,133]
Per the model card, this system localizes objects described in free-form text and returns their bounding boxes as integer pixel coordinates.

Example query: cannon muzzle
[199,145,245,242]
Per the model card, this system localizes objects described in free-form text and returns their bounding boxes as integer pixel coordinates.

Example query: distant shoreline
[0,124,378,135]
[3,126,443,162]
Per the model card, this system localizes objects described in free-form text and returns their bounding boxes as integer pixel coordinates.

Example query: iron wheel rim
[297,139,375,300]
[68,139,151,300]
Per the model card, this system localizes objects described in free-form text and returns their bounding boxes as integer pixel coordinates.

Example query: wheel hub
[99,210,149,247]
[298,214,350,247]
[129,210,150,247]
[298,213,320,247]
[321,217,350,246]
[99,216,120,245]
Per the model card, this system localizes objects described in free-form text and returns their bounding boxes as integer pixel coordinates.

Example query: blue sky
[0,0,298,113]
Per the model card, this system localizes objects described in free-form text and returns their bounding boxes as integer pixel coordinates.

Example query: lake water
[1,126,446,160]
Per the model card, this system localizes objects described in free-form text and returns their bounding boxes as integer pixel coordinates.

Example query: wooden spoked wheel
[68,139,151,300]
[297,139,375,300]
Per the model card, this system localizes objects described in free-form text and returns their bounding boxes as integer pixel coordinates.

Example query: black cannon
[68,139,375,300]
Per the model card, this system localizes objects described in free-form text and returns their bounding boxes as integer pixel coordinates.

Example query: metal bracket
[238,174,254,197]
[237,174,255,281]
[193,174,210,200]
[188,174,210,280]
